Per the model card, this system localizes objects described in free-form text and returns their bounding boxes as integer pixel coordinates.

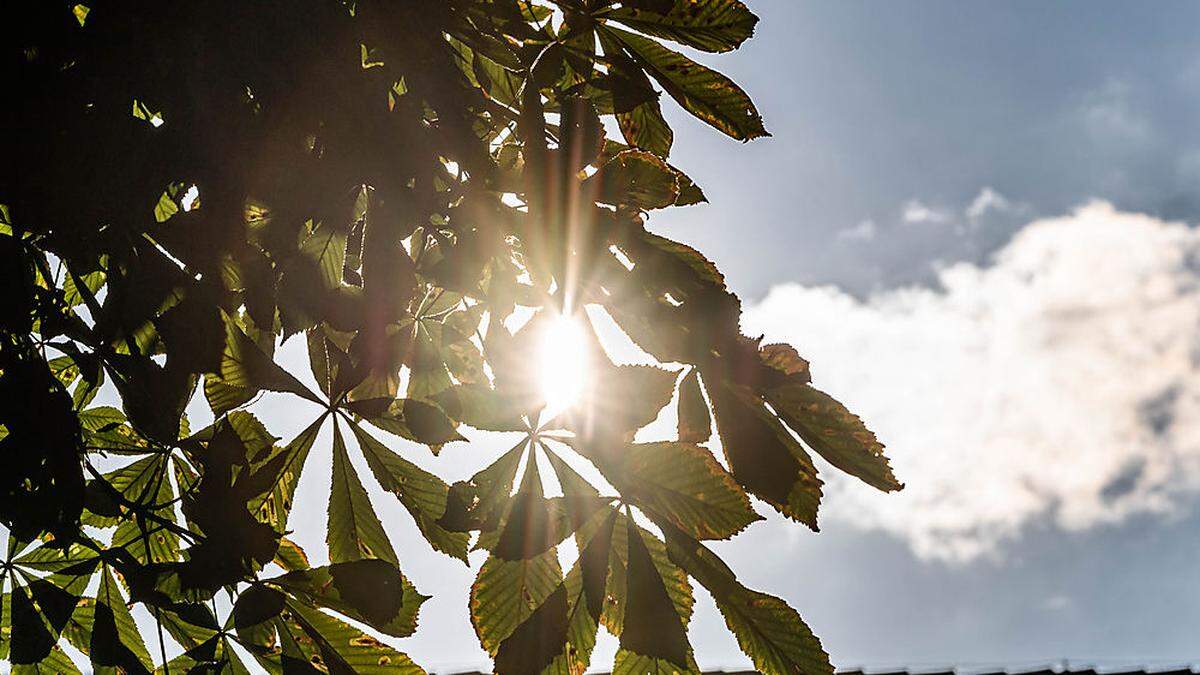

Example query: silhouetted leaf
[583,150,679,210]
[677,368,712,443]
[470,548,563,656]
[269,560,427,638]
[606,0,759,53]
[603,25,768,141]
[766,382,903,493]
[617,515,693,671]
[89,566,154,674]
[663,524,833,675]
[349,420,469,560]
[708,379,824,528]
[328,420,398,564]
[618,441,760,539]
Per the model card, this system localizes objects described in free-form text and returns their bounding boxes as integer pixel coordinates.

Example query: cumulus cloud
[744,202,1200,562]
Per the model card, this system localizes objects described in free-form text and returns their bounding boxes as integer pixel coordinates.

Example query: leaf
[708,379,823,529]
[766,382,903,493]
[352,397,465,450]
[328,420,398,564]
[618,98,674,158]
[582,150,679,210]
[663,524,832,675]
[606,0,759,53]
[617,441,760,539]
[677,369,711,443]
[560,507,617,672]
[349,419,470,561]
[433,383,528,432]
[299,221,348,291]
[274,537,311,572]
[618,515,692,671]
[759,343,811,382]
[599,512,693,640]
[603,25,768,141]
[207,310,322,416]
[470,548,563,655]
[90,566,154,674]
[282,599,424,674]
[561,361,677,443]
[269,560,428,638]
[9,584,57,665]
[247,415,324,536]
[492,583,570,675]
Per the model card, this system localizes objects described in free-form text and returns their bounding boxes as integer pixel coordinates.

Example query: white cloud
[837,219,878,242]
[744,202,1200,562]
[903,199,951,224]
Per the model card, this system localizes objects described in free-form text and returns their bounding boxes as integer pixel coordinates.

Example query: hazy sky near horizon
[22,2,1200,672]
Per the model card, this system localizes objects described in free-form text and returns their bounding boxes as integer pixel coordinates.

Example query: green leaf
[273,537,311,572]
[9,584,58,665]
[618,98,674,158]
[602,25,768,141]
[433,383,529,432]
[663,524,832,675]
[766,382,903,493]
[560,508,617,673]
[206,311,322,416]
[282,599,424,674]
[470,547,563,655]
[299,221,348,291]
[599,512,693,640]
[677,369,711,443]
[618,441,760,539]
[328,420,398,564]
[269,560,428,638]
[708,379,823,529]
[617,515,693,671]
[583,150,680,210]
[90,566,154,674]
[247,415,324,535]
[351,397,465,450]
[493,583,570,674]
[349,420,470,561]
[606,0,759,53]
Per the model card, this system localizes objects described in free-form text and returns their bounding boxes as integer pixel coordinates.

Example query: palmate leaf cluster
[0,1,901,673]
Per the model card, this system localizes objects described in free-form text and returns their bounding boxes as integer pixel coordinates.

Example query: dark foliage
[0,0,900,672]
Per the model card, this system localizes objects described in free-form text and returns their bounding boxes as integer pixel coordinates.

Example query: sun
[538,314,590,417]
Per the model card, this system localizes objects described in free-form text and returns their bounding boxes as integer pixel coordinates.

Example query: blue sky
[657,0,1200,297]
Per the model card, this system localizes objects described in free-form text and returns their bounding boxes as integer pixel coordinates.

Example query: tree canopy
[0,1,901,673]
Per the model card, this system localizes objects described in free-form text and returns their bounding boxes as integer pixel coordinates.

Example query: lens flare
[539,315,589,416]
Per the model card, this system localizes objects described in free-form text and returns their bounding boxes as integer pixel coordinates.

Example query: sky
[16,2,1200,672]
[275,2,1200,672]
